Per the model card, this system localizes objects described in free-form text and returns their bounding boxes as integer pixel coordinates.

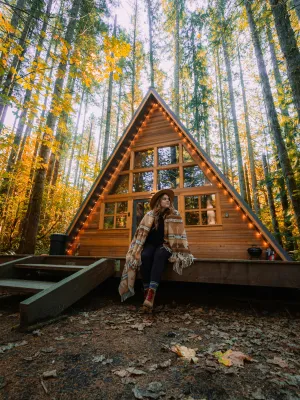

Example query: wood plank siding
[77,107,270,260]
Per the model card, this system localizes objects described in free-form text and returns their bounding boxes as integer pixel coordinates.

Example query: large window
[134,149,154,168]
[184,194,217,226]
[104,201,128,229]
[157,168,179,189]
[158,145,179,165]
[184,165,211,188]
[107,144,213,197]
[133,171,153,192]
[110,174,129,194]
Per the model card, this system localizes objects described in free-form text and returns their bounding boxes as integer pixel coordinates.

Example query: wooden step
[0,279,53,293]
[14,263,85,272]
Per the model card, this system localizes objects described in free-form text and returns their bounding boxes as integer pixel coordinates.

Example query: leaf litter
[1,290,300,399]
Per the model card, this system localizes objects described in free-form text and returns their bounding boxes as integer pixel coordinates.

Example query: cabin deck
[1,255,299,327]
[1,255,299,288]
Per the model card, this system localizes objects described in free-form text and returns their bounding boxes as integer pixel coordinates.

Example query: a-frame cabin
[66,88,291,263]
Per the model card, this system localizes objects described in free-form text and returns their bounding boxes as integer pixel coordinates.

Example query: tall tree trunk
[276,163,295,251]
[66,89,85,185]
[18,0,81,254]
[245,0,300,233]
[191,25,200,143]
[80,118,94,204]
[96,92,106,170]
[131,4,137,117]
[222,39,247,200]
[215,62,225,174]
[102,17,117,168]
[115,78,122,143]
[269,0,300,123]
[75,94,88,188]
[244,164,252,208]
[266,23,297,150]
[216,49,229,177]
[146,0,155,87]
[292,0,300,20]
[237,45,260,214]
[262,154,282,246]
[174,0,180,116]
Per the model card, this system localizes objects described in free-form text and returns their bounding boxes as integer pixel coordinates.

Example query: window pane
[104,203,115,215]
[201,194,216,209]
[116,201,128,214]
[110,174,129,194]
[116,216,127,228]
[184,166,206,188]
[185,211,200,225]
[134,149,154,168]
[201,212,208,225]
[185,196,199,209]
[136,201,151,227]
[158,145,179,166]
[122,159,130,171]
[183,147,193,163]
[104,216,114,229]
[157,168,179,190]
[133,171,153,192]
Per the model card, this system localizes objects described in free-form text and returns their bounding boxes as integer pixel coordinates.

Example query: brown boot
[143,288,156,310]
[144,288,149,300]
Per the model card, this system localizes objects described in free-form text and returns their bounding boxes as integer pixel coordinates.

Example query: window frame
[102,201,129,230]
[183,192,222,227]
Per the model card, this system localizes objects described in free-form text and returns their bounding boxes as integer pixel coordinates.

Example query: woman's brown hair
[152,194,175,229]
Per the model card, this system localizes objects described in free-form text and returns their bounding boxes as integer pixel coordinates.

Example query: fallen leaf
[214,350,252,367]
[54,336,65,341]
[42,370,57,379]
[133,382,166,399]
[171,345,198,363]
[92,355,106,363]
[267,357,288,369]
[0,340,28,353]
[41,347,56,353]
[159,359,171,368]
[113,367,146,378]
[32,330,42,337]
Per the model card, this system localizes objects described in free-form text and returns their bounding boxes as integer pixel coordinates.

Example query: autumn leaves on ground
[1,281,300,399]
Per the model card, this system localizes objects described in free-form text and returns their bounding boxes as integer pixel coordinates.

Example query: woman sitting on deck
[119,189,194,311]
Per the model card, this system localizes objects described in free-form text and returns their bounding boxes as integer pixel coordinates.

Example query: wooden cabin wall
[76,106,276,260]
[186,191,267,259]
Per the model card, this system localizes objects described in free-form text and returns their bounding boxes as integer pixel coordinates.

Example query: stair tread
[0,279,54,291]
[15,263,85,271]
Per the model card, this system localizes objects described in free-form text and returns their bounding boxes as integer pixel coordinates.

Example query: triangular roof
[66,88,291,261]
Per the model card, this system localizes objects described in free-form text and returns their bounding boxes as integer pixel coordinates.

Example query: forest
[0,0,299,258]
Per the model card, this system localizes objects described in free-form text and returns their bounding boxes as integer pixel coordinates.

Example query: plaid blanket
[119,210,194,301]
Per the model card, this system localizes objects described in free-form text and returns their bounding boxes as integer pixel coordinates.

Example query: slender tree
[269,0,300,123]
[219,0,247,200]
[102,16,117,167]
[237,45,260,214]
[262,154,282,246]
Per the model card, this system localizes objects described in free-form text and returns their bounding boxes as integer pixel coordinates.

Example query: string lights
[68,100,270,255]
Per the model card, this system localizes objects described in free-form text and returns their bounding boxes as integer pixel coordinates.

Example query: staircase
[0,255,115,327]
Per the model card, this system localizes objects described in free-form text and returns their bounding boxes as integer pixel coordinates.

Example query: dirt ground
[0,280,300,400]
